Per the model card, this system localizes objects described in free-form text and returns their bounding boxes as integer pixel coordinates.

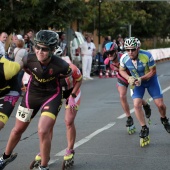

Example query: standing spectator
[59,32,67,56]
[13,37,28,95]
[26,29,34,42]
[23,34,34,53]
[0,32,8,56]
[7,35,18,60]
[80,35,96,80]
[116,34,124,52]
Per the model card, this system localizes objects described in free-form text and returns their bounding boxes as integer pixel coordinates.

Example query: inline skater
[119,37,170,147]
[103,42,151,134]
[0,30,72,170]
[0,55,21,130]
[0,55,21,169]
[30,48,82,170]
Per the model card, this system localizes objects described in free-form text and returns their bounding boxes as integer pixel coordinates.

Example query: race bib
[16,105,33,122]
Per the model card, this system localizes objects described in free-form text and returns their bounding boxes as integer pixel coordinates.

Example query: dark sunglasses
[126,48,136,52]
[35,45,50,52]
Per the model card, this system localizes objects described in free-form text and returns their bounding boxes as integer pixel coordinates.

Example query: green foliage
[0,0,170,46]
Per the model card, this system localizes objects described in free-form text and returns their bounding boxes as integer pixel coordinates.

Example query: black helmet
[34,30,59,50]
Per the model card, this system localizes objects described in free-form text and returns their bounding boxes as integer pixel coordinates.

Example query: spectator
[59,32,67,56]
[23,34,34,53]
[26,29,34,42]
[80,35,96,80]
[116,34,125,52]
[0,32,8,56]
[13,38,28,94]
[7,35,18,60]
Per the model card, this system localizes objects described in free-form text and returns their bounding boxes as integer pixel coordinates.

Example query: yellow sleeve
[1,57,20,80]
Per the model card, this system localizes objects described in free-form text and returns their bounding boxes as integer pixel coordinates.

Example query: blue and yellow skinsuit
[120,49,163,99]
[0,56,20,124]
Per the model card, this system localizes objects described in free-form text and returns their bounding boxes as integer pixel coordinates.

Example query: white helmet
[124,37,141,49]
[54,46,63,56]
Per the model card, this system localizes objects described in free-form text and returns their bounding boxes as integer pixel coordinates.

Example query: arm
[119,67,130,81]
[134,66,156,86]
[140,66,156,81]
[104,58,110,65]
[59,70,72,78]
[70,77,82,95]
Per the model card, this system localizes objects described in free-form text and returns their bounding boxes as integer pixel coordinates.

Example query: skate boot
[161,117,170,133]
[143,103,151,124]
[126,116,136,135]
[30,153,41,169]
[62,149,75,170]
[139,126,150,147]
[38,166,49,170]
[0,153,18,170]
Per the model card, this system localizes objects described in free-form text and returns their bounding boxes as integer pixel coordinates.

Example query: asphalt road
[1,61,170,170]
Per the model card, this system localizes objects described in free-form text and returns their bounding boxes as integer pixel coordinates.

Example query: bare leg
[154,98,166,117]
[5,119,29,155]
[0,121,5,131]
[133,98,146,126]
[38,115,55,167]
[117,85,131,117]
[65,107,77,150]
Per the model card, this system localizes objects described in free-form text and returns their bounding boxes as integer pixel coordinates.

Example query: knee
[157,103,166,110]
[12,126,25,135]
[38,128,49,137]
[134,103,142,111]
[65,119,74,128]
[119,94,126,101]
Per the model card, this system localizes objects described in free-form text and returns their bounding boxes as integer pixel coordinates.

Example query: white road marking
[49,86,170,165]
[49,122,116,164]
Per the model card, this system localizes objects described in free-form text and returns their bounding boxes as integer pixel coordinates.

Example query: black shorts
[21,89,63,119]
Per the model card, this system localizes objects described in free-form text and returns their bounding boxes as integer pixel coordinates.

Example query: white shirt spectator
[0,32,8,56]
[0,41,5,56]
[80,36,96,80]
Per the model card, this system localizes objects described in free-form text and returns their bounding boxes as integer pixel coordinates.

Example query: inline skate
[139,126,150,147]
[0,153,18,170]
[62,149,75,170]
[161,117,170,133]
[126,116,136,135]
[30,153,41,169]
[143,102,151,124]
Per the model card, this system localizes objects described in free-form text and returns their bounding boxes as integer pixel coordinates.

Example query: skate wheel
[127,127,136,135]
[30,160,41,169]
[30,160,36,169]
[148,119,151,125]
[140,136,150,147]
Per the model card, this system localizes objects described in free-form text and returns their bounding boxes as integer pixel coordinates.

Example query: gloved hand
[135,77,142,86]
[68,96,76,108]
[128,76,136,86]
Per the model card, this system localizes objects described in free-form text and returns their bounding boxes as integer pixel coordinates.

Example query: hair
[16,39,24,48]
[26,29,34,34]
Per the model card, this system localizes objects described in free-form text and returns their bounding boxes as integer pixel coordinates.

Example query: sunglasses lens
[126,49,136,52]
[35,45,49,52]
